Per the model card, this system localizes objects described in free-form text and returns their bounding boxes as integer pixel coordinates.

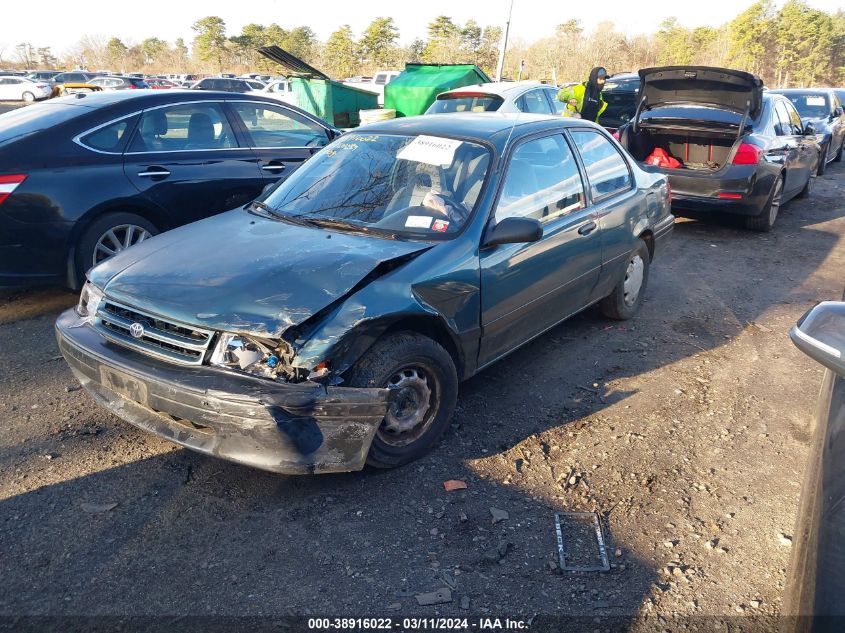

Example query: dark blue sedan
[0,90,340,288]
[56,113,674,473]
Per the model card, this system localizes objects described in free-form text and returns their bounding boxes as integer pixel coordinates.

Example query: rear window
[0,103,86,146]
[428,94,504,114]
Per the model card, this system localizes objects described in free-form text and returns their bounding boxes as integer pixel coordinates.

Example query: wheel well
[65,204,166,289]
[638,229,654,261]
[381,316,464,377]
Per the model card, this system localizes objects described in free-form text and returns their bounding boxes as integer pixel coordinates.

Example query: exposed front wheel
[598,239,650,320]
[797,171,815,198]
[745,176,783,232]
[75,212,158,285]
[817,143,828,176]
[346,332,458,469]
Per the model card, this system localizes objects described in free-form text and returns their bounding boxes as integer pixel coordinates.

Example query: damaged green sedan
[56,113,674,473]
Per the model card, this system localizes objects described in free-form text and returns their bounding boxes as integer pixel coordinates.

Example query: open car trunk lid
[638,66,763,119]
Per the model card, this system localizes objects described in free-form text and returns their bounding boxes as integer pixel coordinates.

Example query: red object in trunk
[645,148,682,169]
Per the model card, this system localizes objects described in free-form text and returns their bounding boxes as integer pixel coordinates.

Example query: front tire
[817,142,828,176]
[75,212,158,284]
[745,176,783,232]
[598,238,650,320]
[346,332,458,469]
[797,170,815,198]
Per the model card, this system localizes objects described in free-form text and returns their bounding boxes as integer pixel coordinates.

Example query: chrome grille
[94,300,214,366]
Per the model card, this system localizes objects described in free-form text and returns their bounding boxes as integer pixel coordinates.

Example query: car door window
[569,129,633,201]
[231,103,328,149]
[517,90,553,114]
[495,135,586,223]
[774,102,792,136]
[128,103,236,152]
[784,102,804,135]
[543,87,566,115]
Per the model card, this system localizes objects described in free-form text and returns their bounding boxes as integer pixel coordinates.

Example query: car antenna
[501,60,526,156]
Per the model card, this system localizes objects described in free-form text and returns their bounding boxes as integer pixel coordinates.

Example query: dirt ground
[1,162,843,628]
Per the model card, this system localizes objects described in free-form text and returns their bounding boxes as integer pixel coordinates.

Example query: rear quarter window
[79,116,137,153]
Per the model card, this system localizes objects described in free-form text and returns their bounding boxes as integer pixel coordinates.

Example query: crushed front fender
[55,309,391,474]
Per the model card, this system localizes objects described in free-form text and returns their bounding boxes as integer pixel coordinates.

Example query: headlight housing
[76,282,104,324]
[210,333,296,381]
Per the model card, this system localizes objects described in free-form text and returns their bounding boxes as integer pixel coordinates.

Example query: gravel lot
[1,139,843,625]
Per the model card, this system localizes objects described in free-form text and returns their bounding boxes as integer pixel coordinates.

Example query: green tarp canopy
[384,64,492,118]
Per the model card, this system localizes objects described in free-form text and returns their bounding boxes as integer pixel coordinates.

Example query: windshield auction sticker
[405,215,433,229]
[397,135,462,166]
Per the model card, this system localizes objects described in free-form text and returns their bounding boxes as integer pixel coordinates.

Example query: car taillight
[611,130,620,140]
[0,174,26,205]
[127,84,137,89]
[732,143,762,165]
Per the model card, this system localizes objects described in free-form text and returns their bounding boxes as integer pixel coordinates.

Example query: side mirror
[803,122,817,136]
[790,301,845,378]
[482,216,543,249]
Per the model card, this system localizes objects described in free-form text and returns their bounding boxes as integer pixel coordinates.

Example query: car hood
[88,209,431,338]
[800,115,833,130]
[639,66,763,118]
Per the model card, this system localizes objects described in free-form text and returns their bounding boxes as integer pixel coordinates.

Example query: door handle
[261,164,286,172]
[137,167,171,178]
[578,221,597,236]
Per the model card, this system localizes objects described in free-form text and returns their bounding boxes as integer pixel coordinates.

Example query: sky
[1,0,843,57]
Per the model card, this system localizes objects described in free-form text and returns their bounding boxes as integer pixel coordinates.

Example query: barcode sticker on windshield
[806,96,826,106]
[405,215,433,228]
[397,135,462,166]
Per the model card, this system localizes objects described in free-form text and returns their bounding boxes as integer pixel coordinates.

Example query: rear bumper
[643,164,772,216]
[55,309,392,474]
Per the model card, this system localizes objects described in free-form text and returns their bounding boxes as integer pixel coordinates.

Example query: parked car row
[0,64,839,478]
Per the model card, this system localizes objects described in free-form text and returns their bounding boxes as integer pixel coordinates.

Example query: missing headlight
[209,333,296,381]
[76,282,104,324]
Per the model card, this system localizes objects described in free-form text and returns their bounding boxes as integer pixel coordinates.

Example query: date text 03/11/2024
[306,618,529,630]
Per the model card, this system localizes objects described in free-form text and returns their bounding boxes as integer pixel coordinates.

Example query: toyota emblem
[129,322,145,339]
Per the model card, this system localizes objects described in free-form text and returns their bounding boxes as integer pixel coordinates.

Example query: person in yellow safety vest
[557,67,609,123]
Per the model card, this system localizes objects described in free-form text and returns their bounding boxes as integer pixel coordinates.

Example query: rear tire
[797,171,815,198]
[75,212,158,284]
[745,176,783,232]
[21,91,35,103]
[598,239,650,320]
[346,332,458,469]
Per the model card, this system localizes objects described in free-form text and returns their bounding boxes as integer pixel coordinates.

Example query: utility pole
[495,0,514,82]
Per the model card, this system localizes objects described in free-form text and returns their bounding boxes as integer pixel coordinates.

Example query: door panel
[123,102,264,225]
[479,134,601,366]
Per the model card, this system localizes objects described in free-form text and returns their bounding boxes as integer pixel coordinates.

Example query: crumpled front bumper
[55,309,392,474]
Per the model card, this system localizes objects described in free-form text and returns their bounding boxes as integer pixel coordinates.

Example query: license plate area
[99,366,149,406]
